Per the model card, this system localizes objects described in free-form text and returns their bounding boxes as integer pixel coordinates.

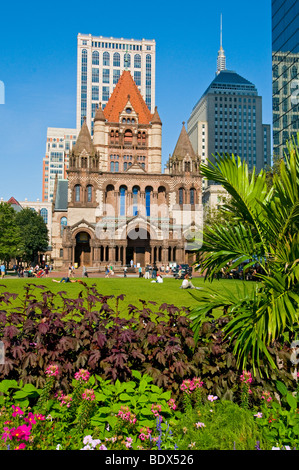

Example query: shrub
[0,283,296,403]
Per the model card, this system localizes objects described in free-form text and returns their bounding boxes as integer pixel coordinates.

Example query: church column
[140,191,145,217]
[109,244,116,263]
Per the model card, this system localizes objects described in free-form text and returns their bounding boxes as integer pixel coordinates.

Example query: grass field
[0,276,256,315]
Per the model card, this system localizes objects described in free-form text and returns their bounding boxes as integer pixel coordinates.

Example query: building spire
[217,13,226,75]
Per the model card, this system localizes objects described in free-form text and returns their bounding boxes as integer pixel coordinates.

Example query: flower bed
[1,366,298,450]
[0,283,298,450]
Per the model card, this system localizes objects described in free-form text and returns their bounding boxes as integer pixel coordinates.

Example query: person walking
[82,265,88,277]
[138,266,143,278]
[144,265,150,279]
[124,266,127,277]
[0,263,5,279]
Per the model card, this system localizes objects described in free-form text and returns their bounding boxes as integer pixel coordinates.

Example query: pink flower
[180,378,203,394]
[151,404,162,417]
[12,405,24,417]
[207,395,218,402]
[167,398,176,410]
[34,414,45,421]
[74,369,90,383]
[240,371,252,384]
[261,391,272,402]
[193,378,204,389]
[45,364,59,377]
[15,443,26,450]
[139,427,152,441]
[24,412,36,425]
[82,389,95,401]
[125,437,133,448]
[117,406,136,424]
[55,391,73,407]
[195,422,206,428]
[1,427,12,442]
[10,424,32,442]
[254,413,263,418]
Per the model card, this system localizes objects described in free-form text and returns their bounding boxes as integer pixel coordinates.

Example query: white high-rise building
[77,33,156,134]
[42,128,77,202]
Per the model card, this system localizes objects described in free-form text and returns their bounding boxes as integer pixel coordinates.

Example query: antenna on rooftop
[216,13,226,75]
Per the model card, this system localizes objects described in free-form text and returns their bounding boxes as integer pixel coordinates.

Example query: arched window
[60,216,67,237]
[179,188,184,205]
[87,185,93,202]
[113,52,120,67]
[124,53,131,68]
[82,49,87,66]
[103,52,110,66]
[75,185,81,202]
[124,129,133,144]
[92,51,99,65]
[134,54,141,68]
[120,186,126,216]
[190,188,195,205]
[145,187,152,217]
[132,186,139,216]
[40,208,48,224]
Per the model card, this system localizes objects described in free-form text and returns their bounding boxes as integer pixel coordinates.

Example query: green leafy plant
[190,134,299,375]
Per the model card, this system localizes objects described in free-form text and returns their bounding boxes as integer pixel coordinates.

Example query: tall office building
[188,31,271,191]
[77,34,156,133]
[42,128,77,202]
[272,0,299,160]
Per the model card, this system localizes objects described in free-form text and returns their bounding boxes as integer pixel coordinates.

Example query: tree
[189,134,299,376]
[0,202,22,264]
[15,208,49,264]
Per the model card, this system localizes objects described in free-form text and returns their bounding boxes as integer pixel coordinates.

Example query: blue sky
[0,0,272,202]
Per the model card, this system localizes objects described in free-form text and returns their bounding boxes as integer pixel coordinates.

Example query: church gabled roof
[71,118,96,156]
[103,71,154,124]
[171,123,197,160]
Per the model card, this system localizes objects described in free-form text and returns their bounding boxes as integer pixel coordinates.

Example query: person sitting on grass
[151,274,163,283]
[180,274,200,289]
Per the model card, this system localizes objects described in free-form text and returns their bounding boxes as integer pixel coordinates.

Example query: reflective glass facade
[272,0,299,160]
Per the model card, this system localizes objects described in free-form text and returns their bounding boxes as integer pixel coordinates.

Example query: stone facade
[52,71,202,270]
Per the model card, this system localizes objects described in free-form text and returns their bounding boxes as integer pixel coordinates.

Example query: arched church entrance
[75,231,91,267]
[126,226,151,267]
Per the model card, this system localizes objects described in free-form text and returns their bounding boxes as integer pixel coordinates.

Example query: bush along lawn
[0,283,298,450]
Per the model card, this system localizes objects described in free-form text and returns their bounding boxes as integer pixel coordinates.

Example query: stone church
[51,70,202,270]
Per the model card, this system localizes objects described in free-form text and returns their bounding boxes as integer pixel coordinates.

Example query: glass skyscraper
[272,0,299,160]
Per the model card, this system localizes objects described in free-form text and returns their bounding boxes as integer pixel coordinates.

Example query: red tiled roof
[7,197,21,206]
[103,71,153,124]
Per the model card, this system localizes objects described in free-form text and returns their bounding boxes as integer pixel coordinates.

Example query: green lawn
[0,276,256,315]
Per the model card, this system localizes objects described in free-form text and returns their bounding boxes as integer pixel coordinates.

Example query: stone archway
[75,231,91,267]
[126,226,151,267]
